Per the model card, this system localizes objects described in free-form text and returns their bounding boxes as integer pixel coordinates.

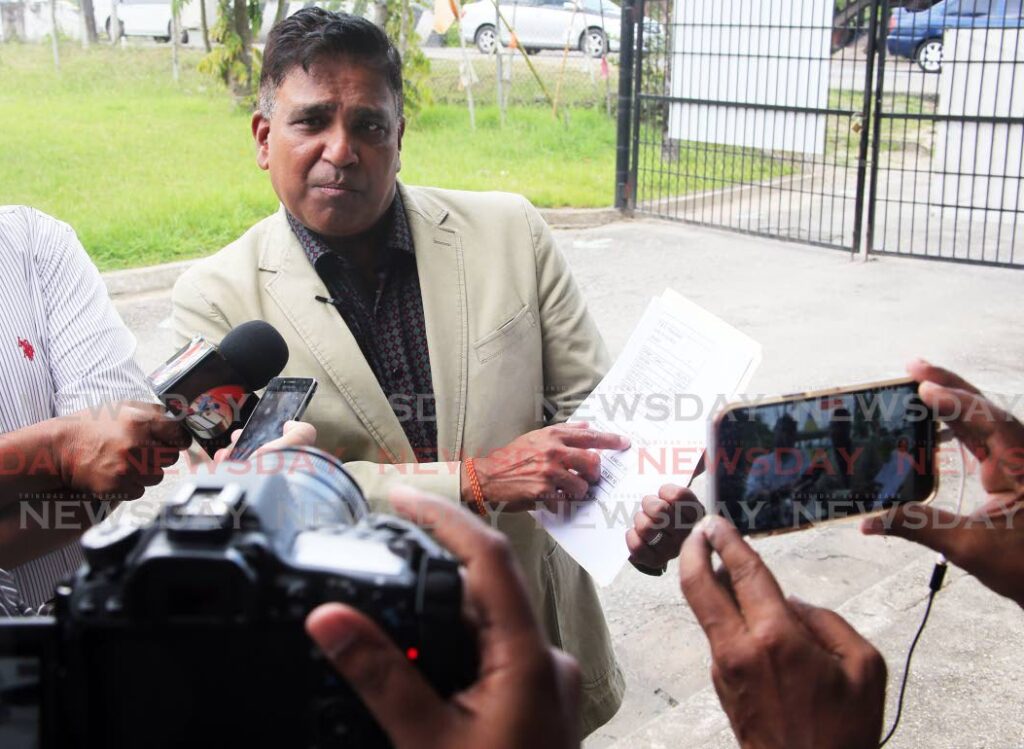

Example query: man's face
[252,56,404,239]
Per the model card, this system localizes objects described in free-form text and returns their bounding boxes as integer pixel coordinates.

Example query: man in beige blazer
[172,8,699,736]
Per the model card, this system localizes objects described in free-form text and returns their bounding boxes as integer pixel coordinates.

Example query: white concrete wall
[932,28,1024,221]
[0,0,83,41]
[667,0,832,156]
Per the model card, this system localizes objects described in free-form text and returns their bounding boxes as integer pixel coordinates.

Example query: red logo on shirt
[17,337,35,362]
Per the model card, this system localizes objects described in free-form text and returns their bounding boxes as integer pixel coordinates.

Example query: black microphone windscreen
[218,320,290,391]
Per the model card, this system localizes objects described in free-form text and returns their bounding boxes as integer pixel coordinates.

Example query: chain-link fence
[418,0,624,113]
[423,45,617,111]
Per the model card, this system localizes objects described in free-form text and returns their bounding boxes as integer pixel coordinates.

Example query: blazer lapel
[259,210,412,463]
[401,185,469,464]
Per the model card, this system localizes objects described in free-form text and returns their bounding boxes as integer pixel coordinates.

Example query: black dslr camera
[0,447,477,748]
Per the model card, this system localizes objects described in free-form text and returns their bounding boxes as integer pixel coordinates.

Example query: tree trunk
[200,0,211,52]
[1,2,26,42]
[398,0,408,56]
[233,0,254,95]
[80,0,90,48]
[171,7,180,82]
[49,0,60,70]
[272,0,288,30]
[108,0,120,44]
[80,0,98,44]
[372,0,386,28]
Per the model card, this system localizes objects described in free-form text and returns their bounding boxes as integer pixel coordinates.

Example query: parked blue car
[887,0,1024,72]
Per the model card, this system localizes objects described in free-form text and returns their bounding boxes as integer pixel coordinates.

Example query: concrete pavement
[108,217,1024,749]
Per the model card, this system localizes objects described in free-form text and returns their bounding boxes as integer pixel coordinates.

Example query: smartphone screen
[711,380,937,535]
[228,377,317,461]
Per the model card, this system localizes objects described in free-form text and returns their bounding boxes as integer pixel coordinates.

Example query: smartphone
[708,377,938,536]
[228,377,317,461]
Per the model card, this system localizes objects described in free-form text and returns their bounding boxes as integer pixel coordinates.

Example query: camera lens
[257,446,369,525]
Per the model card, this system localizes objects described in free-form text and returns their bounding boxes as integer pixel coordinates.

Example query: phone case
[707,377,939,538]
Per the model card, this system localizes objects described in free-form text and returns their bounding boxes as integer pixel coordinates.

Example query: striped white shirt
[0,206,151,616]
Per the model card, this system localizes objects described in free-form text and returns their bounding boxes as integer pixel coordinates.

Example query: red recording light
[406,647,420,661]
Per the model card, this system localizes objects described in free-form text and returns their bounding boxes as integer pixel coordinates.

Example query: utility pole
[80,0,90,49]
[171,3,180,83]
[494,0,505,126]
[49,0,60,69]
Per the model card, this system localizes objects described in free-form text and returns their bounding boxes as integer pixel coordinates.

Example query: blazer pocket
[474,305,537,364]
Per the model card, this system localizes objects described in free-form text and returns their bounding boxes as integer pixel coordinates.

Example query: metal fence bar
[853,0,881,256]
[615,0,637,209]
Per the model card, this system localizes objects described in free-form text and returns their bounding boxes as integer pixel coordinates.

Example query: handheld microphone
[148,321,290,456]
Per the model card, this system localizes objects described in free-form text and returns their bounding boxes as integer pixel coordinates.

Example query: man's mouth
[315,183,358,195]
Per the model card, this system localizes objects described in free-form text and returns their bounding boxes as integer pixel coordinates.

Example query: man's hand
[627,483,703,570]
[465,423,629,513]
[862,360,1024,608]
[213,421,318,462]
[52,401,190,499]
[680,515,886,749]
[306,486,581,749]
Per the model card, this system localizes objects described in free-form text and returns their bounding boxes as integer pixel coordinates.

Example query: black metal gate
[617,0,1024,268]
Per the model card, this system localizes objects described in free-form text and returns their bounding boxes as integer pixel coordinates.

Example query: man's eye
[363,121,385,133]
[295,117,323,128]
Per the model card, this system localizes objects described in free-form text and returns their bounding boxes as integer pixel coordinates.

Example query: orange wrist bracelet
[464,458,488,517]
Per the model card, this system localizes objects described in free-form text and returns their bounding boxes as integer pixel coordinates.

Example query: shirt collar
[286,191,414,270]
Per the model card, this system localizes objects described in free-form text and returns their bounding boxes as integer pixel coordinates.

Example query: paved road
[110,218,1024,749]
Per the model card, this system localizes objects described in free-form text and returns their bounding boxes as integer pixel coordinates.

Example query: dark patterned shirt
[287,194,438,460]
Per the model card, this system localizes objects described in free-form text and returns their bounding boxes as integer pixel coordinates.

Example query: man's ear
[252,111,271,171]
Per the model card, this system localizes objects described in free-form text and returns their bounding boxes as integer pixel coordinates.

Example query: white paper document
[535,289,761,586]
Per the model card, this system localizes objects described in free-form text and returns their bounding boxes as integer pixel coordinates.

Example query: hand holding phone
[228,377,318,461]
[862,360,1024,608]
[708,378,938,536]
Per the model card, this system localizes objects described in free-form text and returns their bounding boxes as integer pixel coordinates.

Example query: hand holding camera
[308,486,583,749]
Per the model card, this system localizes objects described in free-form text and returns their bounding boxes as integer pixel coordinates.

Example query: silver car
[460,0,623,57]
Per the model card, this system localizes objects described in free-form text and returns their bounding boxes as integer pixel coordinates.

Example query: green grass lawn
[0,43,617,270]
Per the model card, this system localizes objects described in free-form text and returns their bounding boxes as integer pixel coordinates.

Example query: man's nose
[322,125,358,168]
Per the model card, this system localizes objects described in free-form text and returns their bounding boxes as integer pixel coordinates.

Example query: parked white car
[105,0,189,43]
[460,0,623,57]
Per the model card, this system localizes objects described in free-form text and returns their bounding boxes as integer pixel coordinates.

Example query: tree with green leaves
[382,0,431,115]
[199,0,262,101]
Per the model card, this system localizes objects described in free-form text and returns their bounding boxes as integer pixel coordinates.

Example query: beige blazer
[171,184,624,732]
